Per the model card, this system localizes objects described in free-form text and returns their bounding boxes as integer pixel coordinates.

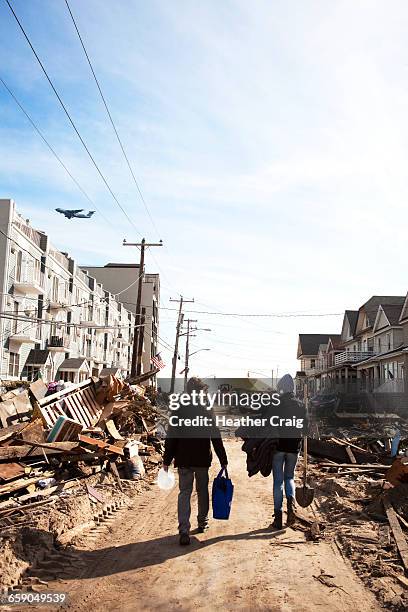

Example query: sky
[1,0,408,379]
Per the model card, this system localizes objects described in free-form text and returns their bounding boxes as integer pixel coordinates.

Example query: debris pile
[304,428,408,610]
[0,374,165,589]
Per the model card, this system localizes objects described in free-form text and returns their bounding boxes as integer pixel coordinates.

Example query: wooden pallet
[37,379,102,429]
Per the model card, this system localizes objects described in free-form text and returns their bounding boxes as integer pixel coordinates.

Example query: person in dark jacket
[271,374,306,529]
[163,377,228,546]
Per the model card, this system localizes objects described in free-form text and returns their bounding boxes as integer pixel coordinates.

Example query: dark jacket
[163,405,228,468]
[275,392,306,454]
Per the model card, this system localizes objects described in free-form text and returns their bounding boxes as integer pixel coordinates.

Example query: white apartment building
[0,199,136,383]
[81,263,159,374]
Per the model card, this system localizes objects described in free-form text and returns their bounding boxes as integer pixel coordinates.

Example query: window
[310,359,316,369]
[386,333,391,351]
[8,352,20,377]
[23,365,40,382]
[16,251,22,282]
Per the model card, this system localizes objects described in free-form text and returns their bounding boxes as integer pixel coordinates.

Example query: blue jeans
[272,451,298,512]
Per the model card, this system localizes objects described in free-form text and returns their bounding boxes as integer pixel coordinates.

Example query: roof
[24,349,50,366]
[99,367,122,377]
[360,296,405,328]
[345,310,358,335]
[297,334,334,358]
[381,304,404,326]
[105,263,139,268]
[57,358,89,371]
[328,334,342,349]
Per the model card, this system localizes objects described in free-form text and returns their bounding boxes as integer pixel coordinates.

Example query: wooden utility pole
[123,238,163,378]
[183,318,197,391]
[170,296,194,392]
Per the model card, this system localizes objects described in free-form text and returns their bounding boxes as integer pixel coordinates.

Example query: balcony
[10,321,37,344]
[334,351,375,366]
[48,296,69,311]
[14,274,45,296]
[47,335,70,352]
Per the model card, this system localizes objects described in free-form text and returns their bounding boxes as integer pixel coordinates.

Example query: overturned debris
[0,373,165,589]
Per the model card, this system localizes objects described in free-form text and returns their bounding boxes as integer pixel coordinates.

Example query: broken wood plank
[0,479,80,510]
[79,434,124,455]
[0,442,81,461]
[396,512,408,531]
[318,462,389,469]
[345,446,357,464]
[86,483,105,503]
[109,460,123,492]
[383,496,408,572]
[0,471,54,497]
[0,462,27,482]
[308,438,380,464]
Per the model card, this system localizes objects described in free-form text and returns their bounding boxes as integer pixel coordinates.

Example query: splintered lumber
[109,460,123,491]
[0,462,27,481]
[383,496,408,571]
[78,434,124,455]
[0,442,81,461]
[345,446,357,464]
[0,471,54,497]
[386,457,408,486]
[0,479,80,510]
[308,438,379,464]
[318,462,390,469]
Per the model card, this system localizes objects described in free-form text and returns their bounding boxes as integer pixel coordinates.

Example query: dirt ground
[17,439,381,612]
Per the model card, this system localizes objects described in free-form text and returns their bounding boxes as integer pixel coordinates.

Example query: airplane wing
[71,209,84,214]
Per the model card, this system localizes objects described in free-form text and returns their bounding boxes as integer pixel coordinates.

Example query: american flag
[151,353,166,370]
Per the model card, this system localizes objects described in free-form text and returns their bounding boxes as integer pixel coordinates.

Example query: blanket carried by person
[241,437,278,477]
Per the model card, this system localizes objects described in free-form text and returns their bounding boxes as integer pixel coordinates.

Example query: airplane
[55,208,95,219]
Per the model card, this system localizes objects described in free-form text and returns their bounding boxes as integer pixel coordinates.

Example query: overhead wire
[0,76,112,226]
[62,0,182,297]
[64,0,160,239]
[4,0,142,235]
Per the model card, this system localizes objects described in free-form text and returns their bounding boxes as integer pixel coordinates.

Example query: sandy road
[37,440,381,612]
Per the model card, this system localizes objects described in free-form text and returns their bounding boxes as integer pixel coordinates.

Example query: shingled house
[296,296,408,398]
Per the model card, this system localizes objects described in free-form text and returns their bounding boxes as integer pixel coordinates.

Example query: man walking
[163,377,228,545]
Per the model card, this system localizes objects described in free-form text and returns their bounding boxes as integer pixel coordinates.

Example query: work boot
[179,534,191,546]
[287,497,296,527]
[271,511,283,530]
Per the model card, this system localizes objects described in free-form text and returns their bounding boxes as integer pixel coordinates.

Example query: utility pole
[169,296,194,392]
[183,318,197,391]
[123,238,163,378]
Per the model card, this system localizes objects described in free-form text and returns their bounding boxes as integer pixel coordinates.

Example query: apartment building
[0,199,136,383]
[81,263,159,375]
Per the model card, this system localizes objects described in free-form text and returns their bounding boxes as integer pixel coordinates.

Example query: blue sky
[1,0,408,378]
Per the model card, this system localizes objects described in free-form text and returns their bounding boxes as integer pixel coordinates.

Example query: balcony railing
[14,272,45,296]
[334,351,375,366]
[47,334,70,352]
[13,221,42,248]
[10,320,37,343]
[48,249,70,270]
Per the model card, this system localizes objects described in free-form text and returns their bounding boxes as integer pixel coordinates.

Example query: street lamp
[189,348,211,357]
[183,348,211,390]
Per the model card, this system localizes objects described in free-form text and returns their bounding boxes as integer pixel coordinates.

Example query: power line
[64,0,160,239]
[62,2,183,297]
[0,76,112,225]
[4,0,141,235]
[119,301,343,318]
[158,307,343,318]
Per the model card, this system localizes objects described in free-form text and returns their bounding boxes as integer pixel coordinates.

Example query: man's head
[277,374,294,395]
[186,376,207,394]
